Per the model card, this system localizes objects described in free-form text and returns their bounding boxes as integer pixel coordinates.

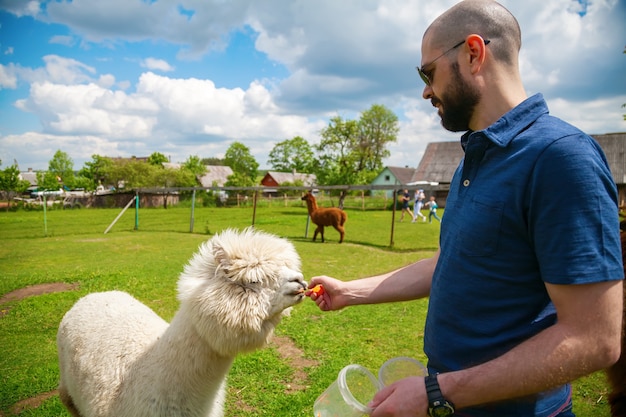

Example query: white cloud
[0,0,40,17]
[140,58,175,72]
[43,0,246,56]
[1,0,624,171]
[4,70,325,168]
[0,131,121,170]
[547,96,626,135]
[49,35,75,47]
[41,55,96,85]
[97,74,116,88]
[0,63,18,89]
[16,81,158,137]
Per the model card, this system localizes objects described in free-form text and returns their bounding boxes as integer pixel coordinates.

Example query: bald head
[424,0,521,67]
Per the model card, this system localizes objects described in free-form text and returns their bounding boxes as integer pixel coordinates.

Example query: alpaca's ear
[178,240,220,301]
[212,241,232,273]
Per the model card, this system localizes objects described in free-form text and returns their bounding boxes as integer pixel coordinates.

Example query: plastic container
[378,356,428,387]
[313,364,383,417]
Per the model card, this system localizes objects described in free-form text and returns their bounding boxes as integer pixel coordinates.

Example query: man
[307,1,624,416]
[399,189,414,222]
[413,189,427,222]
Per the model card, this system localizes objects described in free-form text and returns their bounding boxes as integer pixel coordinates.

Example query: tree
[315,116,361,207]
[182,155,206,178]
[224,142,259,188]
[356,104,399,180]
[314,105,399,207]
[315,116,361,186]
[0,164,30,210]
[268,136,316,173]
[201,157,225,166]
[36,170,62,192]
[108,159,157,189]
[224,171,257,189]
[48,150,75,188]
[154,165,196,188]
[78,155,114,191]
[147,152,169,166]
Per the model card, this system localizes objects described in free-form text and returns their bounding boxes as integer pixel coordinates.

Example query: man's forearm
[345,251,438,307]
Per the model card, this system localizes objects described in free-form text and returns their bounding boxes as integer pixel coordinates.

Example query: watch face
[431,404,455,417]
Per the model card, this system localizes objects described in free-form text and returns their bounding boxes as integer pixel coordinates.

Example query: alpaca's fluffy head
[177,228,306,356]
[301,192,315,203]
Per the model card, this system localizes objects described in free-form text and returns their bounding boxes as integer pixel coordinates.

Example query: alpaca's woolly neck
[303,197,319,215]
[113,305,234,417]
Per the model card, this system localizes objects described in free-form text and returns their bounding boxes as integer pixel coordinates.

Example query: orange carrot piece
[311,284,324,296]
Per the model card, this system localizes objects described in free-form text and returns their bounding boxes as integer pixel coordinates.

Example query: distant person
[424,196,441,223]
[398,189,413,222]
[413,189,427,223]
[307,1,623,416]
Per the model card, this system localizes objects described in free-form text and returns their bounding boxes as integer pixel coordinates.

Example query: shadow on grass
[289,235,438,253]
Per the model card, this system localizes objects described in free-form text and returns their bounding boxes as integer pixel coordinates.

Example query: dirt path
[0,283,78,318]
[0,391,59,417]
[0,283,79,416]
[271,335,319,393]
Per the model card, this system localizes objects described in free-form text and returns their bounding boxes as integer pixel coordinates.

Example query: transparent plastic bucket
[313,364,382,417]
[378,356,428,387]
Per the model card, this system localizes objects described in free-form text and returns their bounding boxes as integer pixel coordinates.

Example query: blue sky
[1,0,625,172]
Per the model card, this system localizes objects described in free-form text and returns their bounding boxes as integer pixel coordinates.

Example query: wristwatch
[425,374,455,417]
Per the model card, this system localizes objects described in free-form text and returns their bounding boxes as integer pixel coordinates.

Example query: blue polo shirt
[423,94,623,416]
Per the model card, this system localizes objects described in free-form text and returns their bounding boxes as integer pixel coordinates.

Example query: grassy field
[0,204,612,416]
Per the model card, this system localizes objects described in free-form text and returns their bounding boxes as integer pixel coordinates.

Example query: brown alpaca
[607,223,626,417]
[301,192,347,243]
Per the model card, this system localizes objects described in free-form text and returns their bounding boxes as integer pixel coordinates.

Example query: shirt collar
[461,93,549,151]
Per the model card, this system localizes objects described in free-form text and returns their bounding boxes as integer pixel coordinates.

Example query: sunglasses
[417,39,490,86]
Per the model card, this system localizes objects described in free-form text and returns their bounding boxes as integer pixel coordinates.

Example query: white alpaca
[57,228,306,417]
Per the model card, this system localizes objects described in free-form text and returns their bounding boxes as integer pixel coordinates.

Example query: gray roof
[264,171,317,186]
[197,165,233,187]
[19,170,38,186]
[413,141,464,184]
[162,162,181,170]
[385,166,419,185]
[592,132,626,185]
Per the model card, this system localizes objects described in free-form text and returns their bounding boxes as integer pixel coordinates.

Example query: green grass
[0,206,612,416]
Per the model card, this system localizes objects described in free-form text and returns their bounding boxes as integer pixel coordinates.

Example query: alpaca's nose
[288,272,307,289]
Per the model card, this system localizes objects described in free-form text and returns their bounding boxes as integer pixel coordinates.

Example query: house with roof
[370,166,419,198]
[260,171,317,194]
[19,168,39,193]
[160,163,233,188]
[372,141,464,204]
[162,162,182,170]
[197,165,234,188]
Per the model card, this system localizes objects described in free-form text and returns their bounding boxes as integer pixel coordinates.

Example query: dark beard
[437,62,480,132]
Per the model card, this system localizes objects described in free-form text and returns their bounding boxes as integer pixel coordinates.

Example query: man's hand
[370,377,429,417]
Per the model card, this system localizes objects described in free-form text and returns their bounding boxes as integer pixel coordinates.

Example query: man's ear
[466,34,489,75]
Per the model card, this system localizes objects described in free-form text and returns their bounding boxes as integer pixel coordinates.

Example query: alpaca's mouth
[294,282,308,297]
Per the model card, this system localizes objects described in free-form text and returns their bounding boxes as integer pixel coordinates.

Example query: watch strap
[425,374,444,399]
[425,374,455,417]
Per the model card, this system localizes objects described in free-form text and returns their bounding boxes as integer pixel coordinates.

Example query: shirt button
[463,179,470,187]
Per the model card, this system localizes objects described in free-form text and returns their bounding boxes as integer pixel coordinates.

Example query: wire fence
[4,185,447,247]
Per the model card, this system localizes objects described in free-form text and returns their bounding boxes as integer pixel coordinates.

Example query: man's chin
[440,117,466,133]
